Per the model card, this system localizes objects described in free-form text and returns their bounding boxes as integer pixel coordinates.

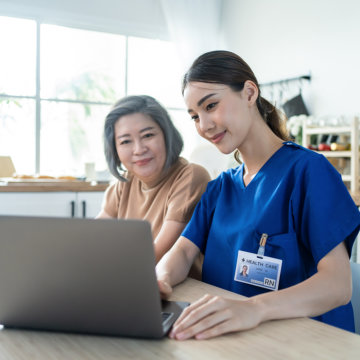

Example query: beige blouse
[102,157,211,238]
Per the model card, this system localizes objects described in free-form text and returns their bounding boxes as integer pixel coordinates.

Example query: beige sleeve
[165,164,211,223]
[101,181,122,218]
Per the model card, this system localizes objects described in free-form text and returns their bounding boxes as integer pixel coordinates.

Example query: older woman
[97,95,210,264]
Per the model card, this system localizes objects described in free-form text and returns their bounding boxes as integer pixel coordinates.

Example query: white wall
[0,0,168,39]
[3,0,359,118]
[220,0,360,117]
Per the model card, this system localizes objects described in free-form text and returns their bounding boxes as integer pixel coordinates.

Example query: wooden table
[0,278,359,359]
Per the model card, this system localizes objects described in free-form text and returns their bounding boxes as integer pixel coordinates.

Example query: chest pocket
[258,232,308,289]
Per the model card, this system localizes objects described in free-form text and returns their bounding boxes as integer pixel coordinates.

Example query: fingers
[169,295,260,340]
[170,294,231,340]
[173,294,214,326]
[172,308,231,340]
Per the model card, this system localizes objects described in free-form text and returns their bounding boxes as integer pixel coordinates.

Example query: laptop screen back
[0,216,167,338]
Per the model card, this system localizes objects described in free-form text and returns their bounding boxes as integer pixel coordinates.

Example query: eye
[206,102,217,111]
[119,139,131,145]
[191,114,199,122]
[143,132,155,139]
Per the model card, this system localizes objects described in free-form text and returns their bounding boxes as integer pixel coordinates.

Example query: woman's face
[183,81,254,154]
[114,113,166,185]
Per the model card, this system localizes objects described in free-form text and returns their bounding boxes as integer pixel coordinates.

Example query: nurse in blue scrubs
[156,50,360,340]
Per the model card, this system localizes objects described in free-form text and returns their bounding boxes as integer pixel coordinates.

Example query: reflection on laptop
[0,216,189,338]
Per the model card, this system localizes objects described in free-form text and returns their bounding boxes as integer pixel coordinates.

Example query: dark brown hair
[182,50,290,162]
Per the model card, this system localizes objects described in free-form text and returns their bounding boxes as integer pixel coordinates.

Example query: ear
[243,80,259,105]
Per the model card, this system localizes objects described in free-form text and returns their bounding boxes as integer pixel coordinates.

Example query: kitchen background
[0,0,359,258]
[1,0,359,177]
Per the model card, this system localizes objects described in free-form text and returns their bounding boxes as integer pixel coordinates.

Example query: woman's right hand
[157,279,173,299]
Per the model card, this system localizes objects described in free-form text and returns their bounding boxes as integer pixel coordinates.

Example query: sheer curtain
[160,0,233,176]
[160,0,223,72]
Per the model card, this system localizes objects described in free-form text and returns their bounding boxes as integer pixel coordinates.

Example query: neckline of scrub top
[239,142,291,190]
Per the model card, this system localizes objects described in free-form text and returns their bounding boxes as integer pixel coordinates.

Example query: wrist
[248,294,273,324]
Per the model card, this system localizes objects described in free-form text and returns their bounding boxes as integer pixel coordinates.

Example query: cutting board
[0,156,16,177]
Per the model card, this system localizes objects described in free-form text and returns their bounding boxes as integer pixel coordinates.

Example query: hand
[169,294,262,340]
[157,279,172,299]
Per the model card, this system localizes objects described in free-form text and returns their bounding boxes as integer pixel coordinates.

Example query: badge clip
[257,233,268,258]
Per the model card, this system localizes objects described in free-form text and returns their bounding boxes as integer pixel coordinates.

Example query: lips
[210,131,226,144]
[134,158,152,166]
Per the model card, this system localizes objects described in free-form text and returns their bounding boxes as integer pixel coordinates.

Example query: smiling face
[114,113,166,186]
[183,81,257,154]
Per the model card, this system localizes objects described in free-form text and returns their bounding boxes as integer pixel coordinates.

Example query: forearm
[156,236,199,287]
[251,273,349,324]
[153,220,186,264]
[251,242,351,323]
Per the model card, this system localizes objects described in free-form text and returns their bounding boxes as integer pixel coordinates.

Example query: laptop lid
[0,216,187,338]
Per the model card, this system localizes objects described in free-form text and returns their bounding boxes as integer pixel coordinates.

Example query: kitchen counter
[1,181,359,200]
[0,180,359,206]
[0,180,110,192]
[0,180,360,207]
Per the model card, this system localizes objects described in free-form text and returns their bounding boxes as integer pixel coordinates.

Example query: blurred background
[0,0,359,178]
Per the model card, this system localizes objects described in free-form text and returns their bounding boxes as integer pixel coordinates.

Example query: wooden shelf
[315,151,352,158]
[302,117,359,192]
[305,126,352,135]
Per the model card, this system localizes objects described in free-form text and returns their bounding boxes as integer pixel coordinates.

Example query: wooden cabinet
[302,117,359,192]
[0,191,105,218]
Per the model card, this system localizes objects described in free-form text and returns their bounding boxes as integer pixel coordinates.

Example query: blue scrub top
[182,142,360,332]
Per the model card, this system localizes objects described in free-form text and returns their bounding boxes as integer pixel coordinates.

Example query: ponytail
[256,96,290,141]
[234,96,290,164]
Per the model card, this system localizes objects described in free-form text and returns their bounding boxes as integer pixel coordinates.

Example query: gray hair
[104,95,183,181]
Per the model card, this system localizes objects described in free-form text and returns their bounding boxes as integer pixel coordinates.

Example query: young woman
[97,95,210,264]
[156,50,360,339]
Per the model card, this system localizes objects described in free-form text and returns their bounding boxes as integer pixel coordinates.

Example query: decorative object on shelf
[286,114,311,145]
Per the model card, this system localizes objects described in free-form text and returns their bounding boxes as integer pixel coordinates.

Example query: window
[0,16,190,177]
[39,24,126,176]
[0,16,36,174]
[40,25,125,103]
[0,17,36,96]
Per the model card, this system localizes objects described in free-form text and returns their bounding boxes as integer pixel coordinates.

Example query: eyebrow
[188,93,217,113]
[116,126,155,139]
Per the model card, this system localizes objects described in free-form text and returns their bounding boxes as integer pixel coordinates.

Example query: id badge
[234,250,282,291]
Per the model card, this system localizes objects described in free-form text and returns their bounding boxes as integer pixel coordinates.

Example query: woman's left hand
[169,294,262,340]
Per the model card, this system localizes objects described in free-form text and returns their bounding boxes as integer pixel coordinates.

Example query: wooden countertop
[0,180,110,192]
[0,278,359,359]
[1,179,359,206]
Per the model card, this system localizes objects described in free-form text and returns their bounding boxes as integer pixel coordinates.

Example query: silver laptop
[0,216,189,338]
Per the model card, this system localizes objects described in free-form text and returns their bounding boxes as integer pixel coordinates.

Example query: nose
[133,139,147,155]
[197,114,215,134]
